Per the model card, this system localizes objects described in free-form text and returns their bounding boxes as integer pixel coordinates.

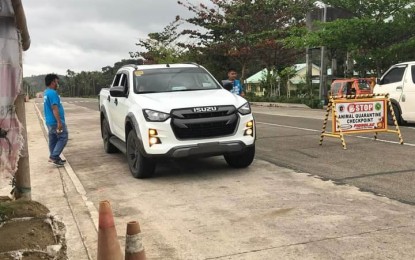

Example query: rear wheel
[126,130,156,178]
[224,145,255,168]
[387,103,401,126]
[101,117,118,153]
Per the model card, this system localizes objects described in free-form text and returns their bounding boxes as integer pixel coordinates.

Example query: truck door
[399,65,415,121]
[108,73,123,138]
[377,65,406,116]
[105,74,121,134]
[109,72,129,141]
[112,72,131,141]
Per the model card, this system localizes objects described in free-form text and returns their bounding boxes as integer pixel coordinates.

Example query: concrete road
[31,97,415,259]
[59,97,415,205]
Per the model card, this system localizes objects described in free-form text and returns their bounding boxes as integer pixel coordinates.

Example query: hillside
[24,74,46,94]
[24,74,66,96]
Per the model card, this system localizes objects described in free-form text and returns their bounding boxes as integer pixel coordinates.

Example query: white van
[373,61,415,124]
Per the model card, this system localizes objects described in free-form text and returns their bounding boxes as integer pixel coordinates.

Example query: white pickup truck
[373,61,415,124]
[99,63,255,178]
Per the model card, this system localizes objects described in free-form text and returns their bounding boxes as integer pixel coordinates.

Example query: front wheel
[101,117,118,153]
[126,130,156,178]
[224,145,255,168]
[387,103,401,126]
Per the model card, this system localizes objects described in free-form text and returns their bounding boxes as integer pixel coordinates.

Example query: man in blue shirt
[43,74,68,167]
[226,68,245,96]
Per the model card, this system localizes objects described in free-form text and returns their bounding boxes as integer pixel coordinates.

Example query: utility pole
[346,51,354,78]
[319,4,328,106]
[14,94,31,199]
[305,11,313,97]
[12,0,31,200]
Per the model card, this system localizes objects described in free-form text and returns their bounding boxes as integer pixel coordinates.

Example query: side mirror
[222,80,233,91]
[376,78,381,85]
[110,86,126,97]
[376,78,383,85]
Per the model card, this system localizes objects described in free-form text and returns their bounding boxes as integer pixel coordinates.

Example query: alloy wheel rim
[128,135,139,171]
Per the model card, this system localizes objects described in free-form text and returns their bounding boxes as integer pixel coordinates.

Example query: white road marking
[253,111,323,120]
[62,100,98,103]
[257,122,321,133]
[353,135,415,146]
[256,121,415,147]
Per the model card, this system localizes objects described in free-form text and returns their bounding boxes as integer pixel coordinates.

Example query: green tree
[289,0,415,76]
[65,69,76,97]
[130,17,185,64]
[177,0,313,81]
[278,66,296,97]
[62,59,140,97]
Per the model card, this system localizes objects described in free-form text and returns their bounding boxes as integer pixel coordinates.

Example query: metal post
[277,78,281,96]
[319,4,327,106]
[320,46,327,104]
[306,47,312,94]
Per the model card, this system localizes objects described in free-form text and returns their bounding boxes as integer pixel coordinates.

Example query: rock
[47,244,62,257]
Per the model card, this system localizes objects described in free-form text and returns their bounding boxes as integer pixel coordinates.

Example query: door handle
[114,98,118,106]
[107,95,110,102]
[396,86,403,91]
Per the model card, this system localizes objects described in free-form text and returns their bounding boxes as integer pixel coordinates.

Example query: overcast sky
[22,0,206,77]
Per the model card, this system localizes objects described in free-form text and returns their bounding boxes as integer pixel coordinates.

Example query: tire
[101,117,118,153]
[387,103,401,126]
[224,145,255,168]
[126,130,156,178]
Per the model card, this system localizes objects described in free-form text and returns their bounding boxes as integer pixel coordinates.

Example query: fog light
[149,129,158,136]
[148,129,161,146]
[149,137,160,145]
[246,121,254,128]
[245,128,253,136]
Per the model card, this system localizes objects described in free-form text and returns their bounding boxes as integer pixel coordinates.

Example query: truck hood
[135,89,247,112]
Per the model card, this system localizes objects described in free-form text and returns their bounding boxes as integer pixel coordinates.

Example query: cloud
[22,0,205,76]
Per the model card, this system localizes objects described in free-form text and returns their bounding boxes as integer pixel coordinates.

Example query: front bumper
[141,113,255,156]
[163,141,253,158]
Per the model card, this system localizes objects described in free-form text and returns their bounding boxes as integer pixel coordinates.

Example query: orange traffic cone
[97,200,123,260]
[125,221,146,260]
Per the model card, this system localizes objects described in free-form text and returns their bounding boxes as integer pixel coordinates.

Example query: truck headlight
[238,102,251,115]
[143,109,170,122]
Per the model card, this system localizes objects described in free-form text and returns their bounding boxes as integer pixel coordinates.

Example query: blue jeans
[47,124,68,161]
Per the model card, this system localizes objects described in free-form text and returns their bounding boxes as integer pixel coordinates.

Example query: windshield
[330,82,342,96]
[357,80,371,90]
[133,67,221,94]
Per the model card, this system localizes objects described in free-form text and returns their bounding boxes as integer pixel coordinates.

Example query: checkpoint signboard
[320,94,403,149]
[334,99,387,133]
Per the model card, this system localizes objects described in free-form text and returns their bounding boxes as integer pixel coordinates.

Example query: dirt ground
[0,197,67,260]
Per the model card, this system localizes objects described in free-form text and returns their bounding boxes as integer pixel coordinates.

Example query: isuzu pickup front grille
[182,111,229,119]
[171,106,238,139]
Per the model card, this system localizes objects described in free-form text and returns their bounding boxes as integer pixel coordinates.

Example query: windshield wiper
[171,88,216,92]
[138,91,158,94]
